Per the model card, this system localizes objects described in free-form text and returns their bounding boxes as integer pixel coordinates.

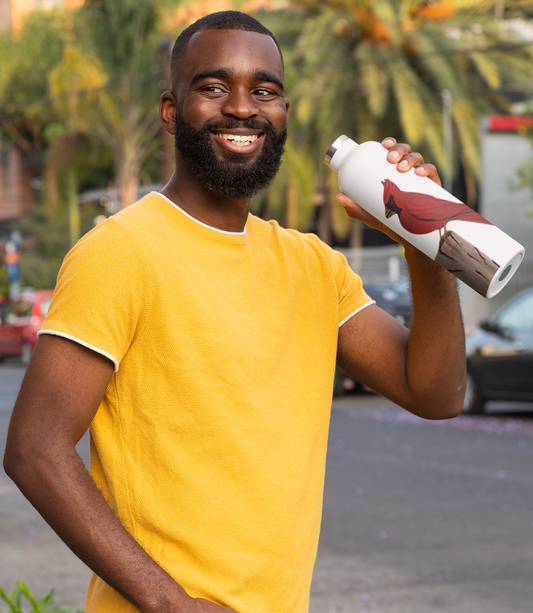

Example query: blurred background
[1,1,533,612]
[0,0,532,318]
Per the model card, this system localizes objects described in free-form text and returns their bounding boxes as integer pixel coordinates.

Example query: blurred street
[1,363,533,612]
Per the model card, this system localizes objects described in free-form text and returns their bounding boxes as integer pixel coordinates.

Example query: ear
[284,97,291,121]
[160,91,177,135]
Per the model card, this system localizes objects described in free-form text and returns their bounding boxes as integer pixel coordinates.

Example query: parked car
[334,279,413,395]
[0,289,54,365]
[363,280,413,328]
[463,286,533,414]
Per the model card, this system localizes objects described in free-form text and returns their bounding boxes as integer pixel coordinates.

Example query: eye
[201,85,226,95]
[254,88,277,98]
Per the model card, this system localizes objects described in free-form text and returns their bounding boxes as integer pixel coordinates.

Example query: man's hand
[336,137,440,248]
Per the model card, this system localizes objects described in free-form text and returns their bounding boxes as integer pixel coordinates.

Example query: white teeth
[220,133,259,146]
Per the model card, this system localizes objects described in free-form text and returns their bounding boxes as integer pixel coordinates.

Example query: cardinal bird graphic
[382,179,492,237]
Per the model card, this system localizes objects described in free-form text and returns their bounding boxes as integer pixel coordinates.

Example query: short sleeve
[39,219,151,371]
[306,235,375,326]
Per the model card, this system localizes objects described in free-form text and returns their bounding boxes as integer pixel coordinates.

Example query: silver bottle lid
[324,135,350,167]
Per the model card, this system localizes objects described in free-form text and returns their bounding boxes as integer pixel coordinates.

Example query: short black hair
[170,11,283,87]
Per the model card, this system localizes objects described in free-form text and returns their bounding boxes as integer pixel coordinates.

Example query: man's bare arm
[337,253,465,419]
[3,335,235,613]
[336,139,466,420]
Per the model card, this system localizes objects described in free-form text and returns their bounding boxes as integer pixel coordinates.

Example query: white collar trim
[152,191,247,236]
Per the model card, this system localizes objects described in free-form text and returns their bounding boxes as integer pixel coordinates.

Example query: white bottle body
[326,137,524,298]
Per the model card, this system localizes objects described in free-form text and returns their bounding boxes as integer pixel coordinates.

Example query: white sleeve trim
[37,330,119,372]
[339,300,376,328]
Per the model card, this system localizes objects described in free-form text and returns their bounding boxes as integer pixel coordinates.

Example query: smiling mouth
[214,132,262,147]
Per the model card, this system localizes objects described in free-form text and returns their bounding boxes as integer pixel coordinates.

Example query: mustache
[198,117,277,136]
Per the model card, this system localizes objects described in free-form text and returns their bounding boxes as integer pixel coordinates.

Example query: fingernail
[398,160,408,169]
[382,138,394,146]
[336,195,346,206]
[388,151,399,161]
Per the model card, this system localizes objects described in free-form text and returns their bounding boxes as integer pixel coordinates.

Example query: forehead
[179,29,283,84]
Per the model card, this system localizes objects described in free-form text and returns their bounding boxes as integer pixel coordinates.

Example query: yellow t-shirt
[39,192,373,613]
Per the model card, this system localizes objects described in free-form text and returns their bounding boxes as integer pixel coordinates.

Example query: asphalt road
[1,362,533,612]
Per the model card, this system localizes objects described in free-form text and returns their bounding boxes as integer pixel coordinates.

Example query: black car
[463,286,533,414]
[363,280,413,328]
[334,280,413,395]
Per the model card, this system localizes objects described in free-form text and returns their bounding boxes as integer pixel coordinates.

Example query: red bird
[382,179,492,236]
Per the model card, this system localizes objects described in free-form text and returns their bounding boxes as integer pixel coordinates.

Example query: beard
[174,112,287,199]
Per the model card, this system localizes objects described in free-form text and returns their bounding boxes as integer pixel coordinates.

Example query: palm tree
[287,0,533,244]
[84,0,163,207]
[47,44,108,246]
[52,0,163,209]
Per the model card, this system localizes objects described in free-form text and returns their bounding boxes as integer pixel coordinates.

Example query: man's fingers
[415,163,442,186]
[381,137,422,169]
[336,194,379,227]
[383,140,412,163]
[381,137,442,186]
[337,193,405,244]
[381,137,397,150]
[395,151,424,172]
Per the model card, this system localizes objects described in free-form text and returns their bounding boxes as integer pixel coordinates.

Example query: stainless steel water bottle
[325,135,525,298]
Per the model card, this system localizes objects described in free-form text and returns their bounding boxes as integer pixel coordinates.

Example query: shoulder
[103,193,165,238]
[59,200,159,286]
[248,214,342,260]
[71,193,169,259]
[248,215,353,282]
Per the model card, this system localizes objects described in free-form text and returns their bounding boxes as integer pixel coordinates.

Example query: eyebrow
[253,70,284,92]
[190,68,284,92]
[190,68,232,86]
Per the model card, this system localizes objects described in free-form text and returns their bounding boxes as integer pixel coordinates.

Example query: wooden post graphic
[435,230,499,297]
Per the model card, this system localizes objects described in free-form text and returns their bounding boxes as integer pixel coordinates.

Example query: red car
[0,290,54,365]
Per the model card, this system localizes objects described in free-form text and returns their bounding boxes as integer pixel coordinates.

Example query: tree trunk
[317,176,332,245]
[117,149,140,209]
[435,230,498,297]
[348,218,363,273]
[283,179,299,229]
[463,161,477,210]
[67,167,80,248]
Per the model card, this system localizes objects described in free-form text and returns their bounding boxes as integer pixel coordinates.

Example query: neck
[160,163,251,234]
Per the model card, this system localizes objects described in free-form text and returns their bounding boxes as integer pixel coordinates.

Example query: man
[4,11,466,613]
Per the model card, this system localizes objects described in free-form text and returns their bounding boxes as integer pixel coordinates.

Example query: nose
[221,88,259,120]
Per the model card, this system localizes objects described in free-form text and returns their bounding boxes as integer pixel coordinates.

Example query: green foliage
[508,124,533,218]
[61,0,163,207]
[290,0,533,179]
[3,0,533,254]
[1,0,161,287]
[17,206,69,290]
[81,0,159,79]
[0,12,67,106]
[275,0,533,241]
[0,580,83,613]
[17,188,105,289]
[0,265,9,297]
[75,0,162,119]
[510,156,533,197]
[0,11,68,145]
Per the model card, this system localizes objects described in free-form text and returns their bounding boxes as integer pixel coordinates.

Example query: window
[497,291,533,332]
